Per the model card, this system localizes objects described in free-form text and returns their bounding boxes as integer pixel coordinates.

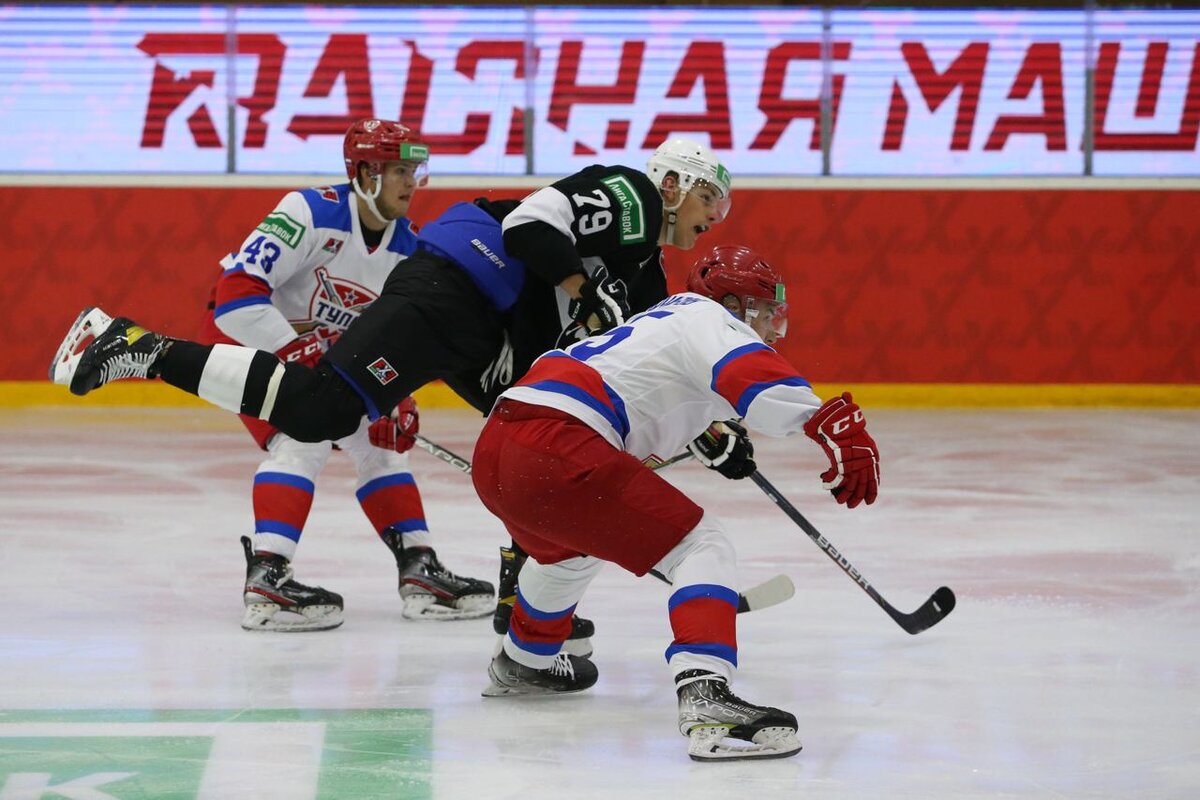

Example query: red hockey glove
[803,392,880,509]
[368,395,419,454]
[275,329,339,368]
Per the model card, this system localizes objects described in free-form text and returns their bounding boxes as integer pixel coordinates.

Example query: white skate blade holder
[480,679,593,699]
[241,602,344,633]
[686,724,802,762]
[50,307,113,386]
[401,592,494,621]
[480,682,524,698]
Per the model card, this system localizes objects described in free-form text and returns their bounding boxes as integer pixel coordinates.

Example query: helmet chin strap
[661,193,686,246]
[663,210,678,245]
[353,173,387,224]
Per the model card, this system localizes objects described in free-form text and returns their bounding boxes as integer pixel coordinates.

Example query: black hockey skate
[482,649,598,697]
[493,544,595,657]
[50,307,168,396]
[383,530,495,620]
[675,670,802,761]
[240,537,344,632]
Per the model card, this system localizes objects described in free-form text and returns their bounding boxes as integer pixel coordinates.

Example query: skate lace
[710,682,758,713]
[98,354,154,384]
[548,654,575,679]
[272,564,296,588]
[97,338,161,384]
[425,557,474,586]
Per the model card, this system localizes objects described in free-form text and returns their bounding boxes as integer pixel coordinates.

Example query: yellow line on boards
[840,384,1200,408]
[4,381,1198,409]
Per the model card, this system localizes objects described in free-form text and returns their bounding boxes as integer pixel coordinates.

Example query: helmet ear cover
[717,292,743,315]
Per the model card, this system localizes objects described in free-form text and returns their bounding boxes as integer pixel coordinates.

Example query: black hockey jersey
[446,165,669,413]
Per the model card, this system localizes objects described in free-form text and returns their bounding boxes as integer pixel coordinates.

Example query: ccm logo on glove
[803,392,880,509]
[275,328,340,368]
[368,395,419,454]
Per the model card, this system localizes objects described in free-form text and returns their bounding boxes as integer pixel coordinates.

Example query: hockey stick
[749,470,955,634]
[414,434,695,476]
[648,568,795,614]
[414,434,472,473]
[412,434,796,614]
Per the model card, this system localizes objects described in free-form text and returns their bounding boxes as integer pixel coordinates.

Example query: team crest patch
[322,237,343,255]
[367,357,399,385]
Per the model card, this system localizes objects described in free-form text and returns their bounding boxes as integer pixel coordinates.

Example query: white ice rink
[1,404,1197,799]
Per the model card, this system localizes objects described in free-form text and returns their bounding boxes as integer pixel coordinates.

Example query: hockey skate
[383,531,495,620]
[676,670,802,761]
[50,307,167,396]
[482,649,598,697]
[240,537,344,632]
[493,544,595,657]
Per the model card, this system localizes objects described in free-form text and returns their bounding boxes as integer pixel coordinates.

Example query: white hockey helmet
[646,137,733,221]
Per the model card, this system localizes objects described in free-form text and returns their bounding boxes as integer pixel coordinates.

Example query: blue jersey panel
[417,202,527,312]
[299,184,353,232]
[386,219,419,258]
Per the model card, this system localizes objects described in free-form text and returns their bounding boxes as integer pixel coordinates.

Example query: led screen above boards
[1,7,1196,175]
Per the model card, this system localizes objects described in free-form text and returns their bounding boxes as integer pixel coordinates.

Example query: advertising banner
[4,184,1196,383]
[0,7,1196,175]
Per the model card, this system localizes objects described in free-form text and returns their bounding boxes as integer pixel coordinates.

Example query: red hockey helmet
[686,245,788,339]
[343,118,430,186]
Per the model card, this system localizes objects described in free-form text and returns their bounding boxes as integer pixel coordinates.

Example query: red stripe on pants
[253,482,314,530]
[510,604,575,647]
[359,481,425,534]
[668,596,737,652]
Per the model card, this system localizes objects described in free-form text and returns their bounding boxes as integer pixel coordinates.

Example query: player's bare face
[373,161,421,220]
[670,184,724,250]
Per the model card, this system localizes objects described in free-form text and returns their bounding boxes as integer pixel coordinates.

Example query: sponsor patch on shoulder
[367,357,399,385]
[256,212,306,248]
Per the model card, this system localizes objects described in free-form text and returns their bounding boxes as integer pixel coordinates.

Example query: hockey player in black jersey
[461,140,733,643]
[50,136,733,654]
[449,138,733,411]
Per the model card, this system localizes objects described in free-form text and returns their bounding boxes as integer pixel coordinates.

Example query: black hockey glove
[688,421,756,480]
[555,322,588,350]
[569,266,630,334]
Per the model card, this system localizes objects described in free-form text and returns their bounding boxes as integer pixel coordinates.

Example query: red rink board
[4,185,1197,383]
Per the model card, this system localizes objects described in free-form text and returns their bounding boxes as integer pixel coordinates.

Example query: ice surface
[1,405,1197,798]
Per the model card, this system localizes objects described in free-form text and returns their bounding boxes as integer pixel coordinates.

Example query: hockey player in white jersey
[473,137,734,640]
[49,137,731,649]
[471,245,881,761]
[199,118,493,630]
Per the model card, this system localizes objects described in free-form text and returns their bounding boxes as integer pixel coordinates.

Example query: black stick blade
[893,586,957,635]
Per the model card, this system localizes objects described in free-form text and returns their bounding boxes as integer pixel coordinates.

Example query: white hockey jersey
[501,293,823,463]
[210,183,417,351]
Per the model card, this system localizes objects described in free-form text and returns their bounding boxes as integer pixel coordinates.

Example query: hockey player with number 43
[49,137,732,653]
[205,118,493,630]
[472,245,881,761]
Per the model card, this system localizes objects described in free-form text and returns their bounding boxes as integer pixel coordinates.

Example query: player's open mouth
[695,225,709,235]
